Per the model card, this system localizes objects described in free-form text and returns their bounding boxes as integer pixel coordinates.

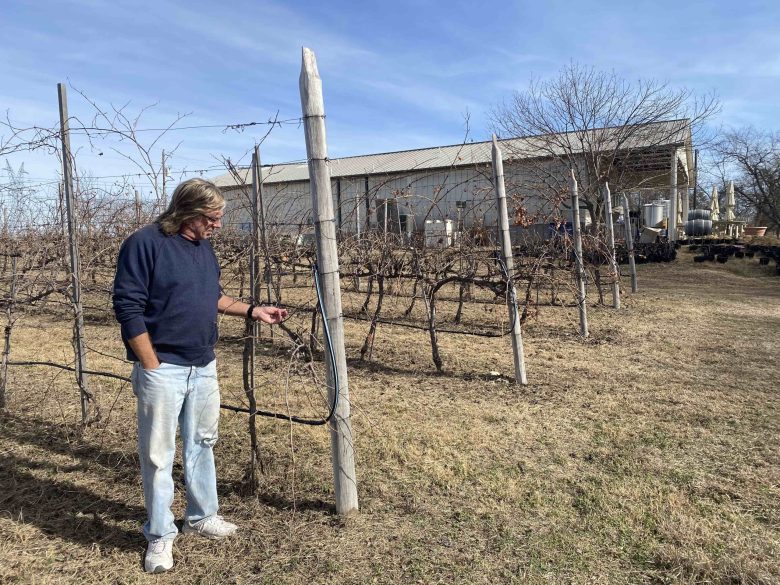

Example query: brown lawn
[1,250,778,584]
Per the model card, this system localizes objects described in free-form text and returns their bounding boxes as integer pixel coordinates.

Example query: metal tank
[643,203,664,227]
[684,219,713,236]
[687,209,711,221]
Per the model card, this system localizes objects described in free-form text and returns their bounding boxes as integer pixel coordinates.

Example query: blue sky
[2,0,779,193]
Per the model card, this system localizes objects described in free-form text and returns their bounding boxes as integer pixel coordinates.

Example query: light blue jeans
[132,360,221,542]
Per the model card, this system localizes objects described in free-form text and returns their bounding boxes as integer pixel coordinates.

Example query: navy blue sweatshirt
[113,224,221,367]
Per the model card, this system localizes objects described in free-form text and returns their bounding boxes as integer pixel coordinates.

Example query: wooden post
[0,255,18,410]
[161,149,167,211]
[354,193,362,292]
[0,208,6,275]
[364,176,370,232]
[622,194,638,293]
[692,149,699,209]
[243,149,262,487]
[491,136,527,385]
[568,170,589,338]
[602,182,620,309]
[254,146,275,339]
[299,47,358,515]
[58,182,67,239]
[682,177,690,232]
[669,149,678,242]
[134,189,142,228]
[58,82,92,423]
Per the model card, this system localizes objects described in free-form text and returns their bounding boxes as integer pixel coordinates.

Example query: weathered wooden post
[692,149,699,209]
[134,189,142,228]
[354,193,362,292]
[253,146,275,339]
[300,47,359,515]
[568,170,589,337]
[0,255,18,410]
[602,182,620,309]
[58,82,92,423]
[161,149,167,211]
[622,194,638,293]
[491,136,527,385]
[242,148,263,488]
[669,149,678,242]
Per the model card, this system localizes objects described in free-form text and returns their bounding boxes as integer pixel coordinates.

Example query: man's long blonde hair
[156,178,225,235]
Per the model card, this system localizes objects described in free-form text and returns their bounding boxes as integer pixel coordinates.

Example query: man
[113,178,287,573]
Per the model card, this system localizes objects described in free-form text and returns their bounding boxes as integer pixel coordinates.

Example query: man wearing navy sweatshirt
[113,178,287,573]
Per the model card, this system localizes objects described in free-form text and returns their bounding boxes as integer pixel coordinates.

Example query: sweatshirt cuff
[121,317,148,341]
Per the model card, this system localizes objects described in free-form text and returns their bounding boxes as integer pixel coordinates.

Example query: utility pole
[57,82,92,423]
[492,136,527,384]
[300,47,358,515]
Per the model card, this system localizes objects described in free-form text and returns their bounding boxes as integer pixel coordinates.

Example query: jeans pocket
[142,361,166,372]
[134,362,171,399]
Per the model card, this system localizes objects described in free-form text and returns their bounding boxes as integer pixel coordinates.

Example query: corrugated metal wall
[223,158,582,240]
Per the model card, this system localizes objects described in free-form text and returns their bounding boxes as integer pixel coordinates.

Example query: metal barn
[212,119,694,244]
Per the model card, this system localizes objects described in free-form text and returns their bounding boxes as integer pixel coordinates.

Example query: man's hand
[126,332,161,370]
[140,358,162,370]
[252,306,288,325]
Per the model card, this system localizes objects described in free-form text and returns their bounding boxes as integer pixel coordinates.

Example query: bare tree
[490,63,719,224]
[712,127,780,235]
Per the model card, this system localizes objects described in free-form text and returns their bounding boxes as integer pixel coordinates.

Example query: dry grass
[1,250,779,584]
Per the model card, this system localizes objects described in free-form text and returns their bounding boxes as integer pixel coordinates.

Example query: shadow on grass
[217,477,336,515]
[256,492,336,515]
[346,357,541,388]
[347,356,484,381]
[0,412,139,481]
[0,452,143,552]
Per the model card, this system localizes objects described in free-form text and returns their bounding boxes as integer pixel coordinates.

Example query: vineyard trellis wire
[0,69,662,514]
[0,151,634,416]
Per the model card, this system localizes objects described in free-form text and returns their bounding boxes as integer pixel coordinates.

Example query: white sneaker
[183,515,237,539]
[145,538,174,573]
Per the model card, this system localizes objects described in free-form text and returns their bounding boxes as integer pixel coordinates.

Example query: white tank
[644,202,664,227]
[655,199,671,219]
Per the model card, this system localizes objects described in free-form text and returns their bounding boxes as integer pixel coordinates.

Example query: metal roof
[212,119,691,189]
